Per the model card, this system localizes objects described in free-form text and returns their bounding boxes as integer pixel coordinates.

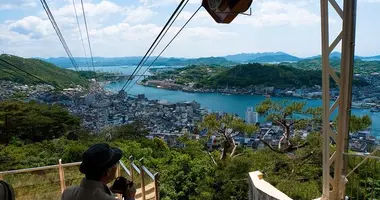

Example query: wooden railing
[129,156,159,200]
[248,171,292,200]
[0,158,159,200]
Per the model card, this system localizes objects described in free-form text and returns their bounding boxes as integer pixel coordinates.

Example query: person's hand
[123,181,136,200]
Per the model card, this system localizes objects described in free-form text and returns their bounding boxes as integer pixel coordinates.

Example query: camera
[110,176,133,194]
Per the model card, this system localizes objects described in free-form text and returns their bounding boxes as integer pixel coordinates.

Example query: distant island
[141,63,370,99]
[39,51,380,68]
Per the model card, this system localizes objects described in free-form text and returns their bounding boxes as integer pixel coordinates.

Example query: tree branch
[259,138,284,154]
[208,152,217,166]
[232,153,245,158]
[289,119,305,126]
[230,137,237,157]
[283,142,309,152]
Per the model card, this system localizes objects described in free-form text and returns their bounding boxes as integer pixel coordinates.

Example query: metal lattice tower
[321,0,357,199]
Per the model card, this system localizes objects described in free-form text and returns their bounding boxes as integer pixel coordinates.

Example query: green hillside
[202,63,323,88]
[282,58,380,74]
[151,63,367,89]
[0,54,88,88]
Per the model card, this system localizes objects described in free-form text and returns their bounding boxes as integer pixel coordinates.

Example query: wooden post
[58,159,66,193]
[0,174,3,181]
[115,163,121,199]
[139,159,146,200]
[129,156,134,182]
[116,162,121,177]
[154,173,160,200]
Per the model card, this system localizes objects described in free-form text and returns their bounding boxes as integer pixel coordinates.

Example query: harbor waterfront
[72,66,380,138]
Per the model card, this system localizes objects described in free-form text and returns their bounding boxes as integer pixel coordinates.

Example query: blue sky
[0,0,379,58]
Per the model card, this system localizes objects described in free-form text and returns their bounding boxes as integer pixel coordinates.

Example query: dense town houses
[0,80,376,153]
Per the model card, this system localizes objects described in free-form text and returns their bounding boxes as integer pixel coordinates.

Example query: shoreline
[137,82,377,110]
[138,81,322,99]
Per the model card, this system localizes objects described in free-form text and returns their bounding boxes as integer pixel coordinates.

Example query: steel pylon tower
[321,0,357,199]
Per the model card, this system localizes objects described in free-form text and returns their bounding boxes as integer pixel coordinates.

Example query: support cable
[40,0,79,71]
[40,0,87,85]
[0,58,62,90]
[119,0,186,92]
[126,6,202,92]
[80,0,97,75]
[72,0,91,72]
[131,0,190,86]
[0,66,17,77]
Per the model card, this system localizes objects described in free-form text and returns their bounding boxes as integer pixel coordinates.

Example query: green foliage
[0,100,377,200]
[100,121,149,141]
[283,57,380,75]
[256,99,322,152]
[0,54,88,88]
[332,114,372,133]
[147,65,227,86]
[206,63,325,89]
[0,101,80,144]
[201,114,258,136]
[349,115,372,133]
[200,114,258,160]
[148,63,368,89]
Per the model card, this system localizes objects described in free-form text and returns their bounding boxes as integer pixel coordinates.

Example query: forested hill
[203,63,368,88]
[200,63,322,88]
[0,54,87,88]
[149,63,368,89]
[282,57,380,74]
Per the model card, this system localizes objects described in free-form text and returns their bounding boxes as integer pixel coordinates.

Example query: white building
[245,107,258,124]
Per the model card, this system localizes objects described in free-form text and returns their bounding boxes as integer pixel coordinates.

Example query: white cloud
[180,27,238,39]
[53,1,123,18]
[234,1,320,26]
[8,16,52,39]
[0,0,36,10]
[140,0,201,7]
[123,6,156,23]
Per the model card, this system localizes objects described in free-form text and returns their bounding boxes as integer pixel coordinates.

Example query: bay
[71,66,380,138]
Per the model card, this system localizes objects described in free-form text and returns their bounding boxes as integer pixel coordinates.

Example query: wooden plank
[58,159,66,193]
[137,190,156,200]
[0,162,81,176]
[135,182,155,195]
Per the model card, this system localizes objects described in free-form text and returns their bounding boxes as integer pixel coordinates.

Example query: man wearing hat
[61,143,136,200]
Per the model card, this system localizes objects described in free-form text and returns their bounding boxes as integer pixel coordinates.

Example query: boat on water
[370,107,380,112]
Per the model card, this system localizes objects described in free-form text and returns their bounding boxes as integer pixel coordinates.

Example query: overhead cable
[0,58,62,90]
[72,0,91,72]
[40,0,80,71]
[80,0,96,75]
[40,0,87,85]
[130,0,190,88]
[0,66,18,77]
[126,6,202,92]
[120,0,187,92]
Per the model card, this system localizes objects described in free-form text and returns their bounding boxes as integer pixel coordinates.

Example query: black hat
[80,143,122,174]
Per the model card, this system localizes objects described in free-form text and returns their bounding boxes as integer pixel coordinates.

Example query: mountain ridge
[39,51,380,68]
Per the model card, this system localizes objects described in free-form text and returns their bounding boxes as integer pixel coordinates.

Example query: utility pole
[320,0,357,199]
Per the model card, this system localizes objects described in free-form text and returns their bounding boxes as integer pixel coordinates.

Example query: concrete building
[245,107,258,124]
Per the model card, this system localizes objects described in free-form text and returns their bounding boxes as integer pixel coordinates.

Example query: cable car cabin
[202,0,253,24]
